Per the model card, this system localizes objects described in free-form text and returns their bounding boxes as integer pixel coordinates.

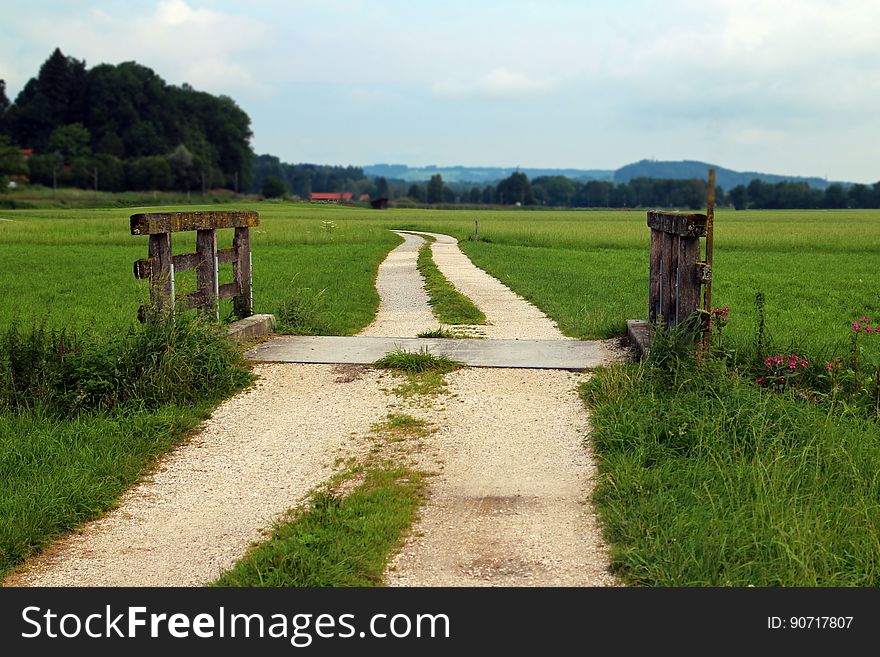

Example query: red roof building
[310,192,353,202]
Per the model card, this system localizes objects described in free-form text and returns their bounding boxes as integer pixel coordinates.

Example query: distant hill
[364,160,844,190]
[363,164,613,184]
[613,159,836,190]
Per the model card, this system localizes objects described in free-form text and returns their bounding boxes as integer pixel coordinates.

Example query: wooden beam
[130,211,259,235]
[647,211,708,237]
[218,282,239,299]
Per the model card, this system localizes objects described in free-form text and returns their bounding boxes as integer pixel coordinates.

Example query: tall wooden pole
[703,169,716,314]
[701,169,716,354]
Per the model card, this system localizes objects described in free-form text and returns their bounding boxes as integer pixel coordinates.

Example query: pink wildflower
[826,363,834,371]
[853,322,861,332]
[867,326,874,334]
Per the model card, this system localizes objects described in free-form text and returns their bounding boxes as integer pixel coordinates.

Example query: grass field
[3,204,878,353]
[2,200,879,585]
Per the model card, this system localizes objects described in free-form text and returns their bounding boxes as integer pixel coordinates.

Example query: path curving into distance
[410,231,568,340]
[358,231,436,337]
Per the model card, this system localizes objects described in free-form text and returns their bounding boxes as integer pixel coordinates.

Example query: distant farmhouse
[310,192,353,202]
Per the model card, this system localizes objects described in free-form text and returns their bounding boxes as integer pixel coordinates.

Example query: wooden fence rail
[131,210,259,321]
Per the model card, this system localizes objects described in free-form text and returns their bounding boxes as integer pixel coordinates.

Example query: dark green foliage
[6,48,87,152]
[496,171,535,205]
[261,174,287,198]
[250,154,367,197]
[5,49,252,191]
[0,134,26,189]
[426,173,444,204]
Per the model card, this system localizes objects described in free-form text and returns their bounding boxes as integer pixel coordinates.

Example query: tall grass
[581,328,880,586]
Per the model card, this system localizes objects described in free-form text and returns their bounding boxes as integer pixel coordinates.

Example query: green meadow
[2,205,877,353]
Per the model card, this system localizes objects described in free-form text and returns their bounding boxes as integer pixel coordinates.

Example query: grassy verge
[414,236,486,326]
[581,331,880,586]
[0,403,216,577]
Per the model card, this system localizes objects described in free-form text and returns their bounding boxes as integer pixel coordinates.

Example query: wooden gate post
[647,211,707,329]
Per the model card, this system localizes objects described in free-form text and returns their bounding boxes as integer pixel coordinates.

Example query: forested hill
[613,159,834,190]
[1,48,253,191]
[365,160,842,191]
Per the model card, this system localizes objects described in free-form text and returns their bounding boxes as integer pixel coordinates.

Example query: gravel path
[5,364,393,586]
[376,231,615,586]
[385,367,615,586]
[406,231,566,340]
[358,231,437,337]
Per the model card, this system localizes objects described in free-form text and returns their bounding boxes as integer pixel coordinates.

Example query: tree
[125,156,172,190]
[823,184,847,209]
[261,175,286,198]
[0,135,27,191]
[0,80,9,133]
[729,185,748,210]
[426,174,444,204]
[532,175,574,206]
[407,183,425,202]
[374,176,389,198]
[167,144,196,191]
[47,123,91,162]
[6,48,87,151]
[496,171,534,205]
[468,186,482,204]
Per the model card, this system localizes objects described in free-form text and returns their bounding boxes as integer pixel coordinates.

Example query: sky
[1,0,879,183]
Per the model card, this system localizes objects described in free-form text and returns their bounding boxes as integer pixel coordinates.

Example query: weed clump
[0,311,251,417]
[373,347,460,374]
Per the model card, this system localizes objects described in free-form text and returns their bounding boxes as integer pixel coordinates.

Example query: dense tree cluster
[249,154,371,198]
[0,48,252,192]
[726,179,880,209]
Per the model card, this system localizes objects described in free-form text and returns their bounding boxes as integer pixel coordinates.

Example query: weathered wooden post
[647,210,708,329]
[647,170,716,332]
[627,171,715,356]
[131,210,259,321]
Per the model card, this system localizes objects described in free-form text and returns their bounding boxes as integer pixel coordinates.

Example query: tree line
[0,48,252,192]
[398,173,880,209]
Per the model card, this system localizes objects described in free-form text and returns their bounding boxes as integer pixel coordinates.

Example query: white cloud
[13,1,272,96]
[432,67,551,99]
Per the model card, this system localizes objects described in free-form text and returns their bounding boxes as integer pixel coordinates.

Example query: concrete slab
[245,335,607,370]
[227,314,276,343]
[626,319,654,360]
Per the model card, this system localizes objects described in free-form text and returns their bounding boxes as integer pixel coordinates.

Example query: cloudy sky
[2,0,879,182]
